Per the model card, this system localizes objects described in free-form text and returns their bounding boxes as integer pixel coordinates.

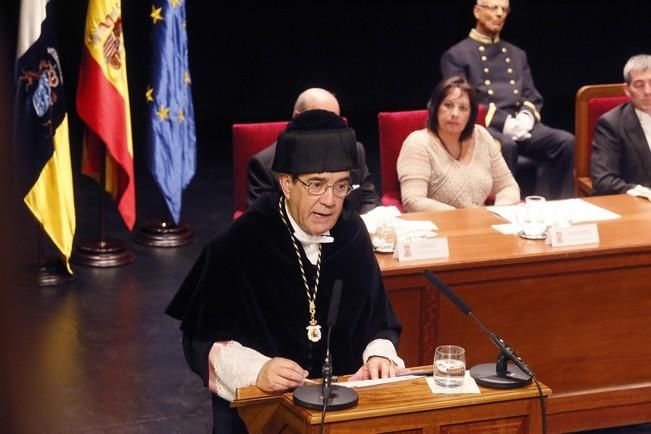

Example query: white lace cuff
[362,338,405,368]
[213,341,270,402]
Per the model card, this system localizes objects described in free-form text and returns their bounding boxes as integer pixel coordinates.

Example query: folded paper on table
[361,206,438,240]
[426,372,481,394]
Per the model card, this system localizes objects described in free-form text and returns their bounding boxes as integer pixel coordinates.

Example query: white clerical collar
[284,202,333,264]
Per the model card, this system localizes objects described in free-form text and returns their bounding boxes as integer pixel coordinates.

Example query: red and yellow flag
[76,0,135,230]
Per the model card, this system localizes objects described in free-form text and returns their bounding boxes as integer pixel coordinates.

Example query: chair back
[232,121,289,218]
[377,105,488,208]
[575,84,629,196]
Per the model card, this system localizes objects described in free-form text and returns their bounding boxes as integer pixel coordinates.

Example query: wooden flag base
[134,221,194,248]
[71,239,135,268]
[37,258,75,286]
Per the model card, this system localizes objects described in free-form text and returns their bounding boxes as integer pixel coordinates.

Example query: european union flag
[147,0,196,224]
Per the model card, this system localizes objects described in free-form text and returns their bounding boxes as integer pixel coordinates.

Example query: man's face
[625,68,651,115]
[474,0,510,38]
[280,171,350,235]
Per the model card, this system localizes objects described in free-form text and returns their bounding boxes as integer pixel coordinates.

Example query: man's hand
[503,114,532,141]
[515,111,535,133]
[256,357,309,393]
[347,356,410,381]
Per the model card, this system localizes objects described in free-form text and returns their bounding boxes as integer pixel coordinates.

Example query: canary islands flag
[76,0,136,230]
[146,0,196,224]
[15,0,76,273]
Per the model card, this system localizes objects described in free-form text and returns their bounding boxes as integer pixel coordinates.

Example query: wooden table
[378,194,651,433]
[234,375,551,433]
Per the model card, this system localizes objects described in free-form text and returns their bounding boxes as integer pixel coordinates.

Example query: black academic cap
[272,109,358,175]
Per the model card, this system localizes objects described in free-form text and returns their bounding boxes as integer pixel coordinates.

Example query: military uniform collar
[469,28,500,44]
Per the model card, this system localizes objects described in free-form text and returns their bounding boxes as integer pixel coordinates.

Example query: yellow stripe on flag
[24,114,76,273]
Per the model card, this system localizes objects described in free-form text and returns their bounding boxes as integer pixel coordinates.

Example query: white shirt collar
[634,108,651,151]
[284,202,333,265]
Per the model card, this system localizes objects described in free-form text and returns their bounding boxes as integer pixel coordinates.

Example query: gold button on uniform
[488,89,495,96]
[484,79,491,86]
[484,67,490,73]
[505,57,511,63]
[479,46,486,52]
[481,55,487,61]
[513,89,519,95]
[510,80,516,85]
[502,47,507,53]
[507,68,513,74]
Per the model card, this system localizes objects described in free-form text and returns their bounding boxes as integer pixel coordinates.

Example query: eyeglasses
[477,4,510,14]
[294,177,352,198]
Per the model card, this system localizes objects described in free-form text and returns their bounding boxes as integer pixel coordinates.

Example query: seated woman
[397,76,520,212]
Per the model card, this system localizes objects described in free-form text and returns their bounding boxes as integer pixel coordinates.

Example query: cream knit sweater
[397,125,520,212]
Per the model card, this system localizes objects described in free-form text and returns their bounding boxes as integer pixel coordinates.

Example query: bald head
[292,88,341,117]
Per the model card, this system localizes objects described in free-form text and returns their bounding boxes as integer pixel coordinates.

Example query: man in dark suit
[248,88,381,214]
[592,54,651,195]
[440,0,575,199]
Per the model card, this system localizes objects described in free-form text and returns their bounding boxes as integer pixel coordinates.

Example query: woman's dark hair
[427,76,477,142]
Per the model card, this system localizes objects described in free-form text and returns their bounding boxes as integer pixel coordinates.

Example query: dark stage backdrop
[1,0,651,205]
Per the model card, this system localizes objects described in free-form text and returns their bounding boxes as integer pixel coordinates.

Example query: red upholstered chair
[232,121,288,219]
[575,84,629,196]
[377,105,488,209]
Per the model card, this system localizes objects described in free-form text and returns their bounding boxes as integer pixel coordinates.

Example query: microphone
[423,270,533,388]
[293,280,358,410]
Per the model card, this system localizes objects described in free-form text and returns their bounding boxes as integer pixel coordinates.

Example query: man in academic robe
[440,0,575,199]
[247,88,381,214]
[592,54,651,195]
[166,109,404,434]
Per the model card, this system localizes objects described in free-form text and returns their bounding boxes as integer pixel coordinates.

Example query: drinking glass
[434,345,466,387]
[520,195,548,238]
[372,221,397,253]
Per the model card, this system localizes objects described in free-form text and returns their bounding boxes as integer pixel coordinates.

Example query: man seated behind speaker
[440,0,575,199]
[167,110,404,434]
[248,87,381,214]
[592,54,651,195]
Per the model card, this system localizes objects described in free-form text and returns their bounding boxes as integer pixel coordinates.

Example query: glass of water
[434,345,466,387]
[519,195,548,238]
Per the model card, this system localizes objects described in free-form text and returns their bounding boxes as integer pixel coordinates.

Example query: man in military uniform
[441,0,574,199]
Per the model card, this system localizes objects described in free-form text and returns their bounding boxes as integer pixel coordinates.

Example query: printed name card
[548,223,599,247]
[394,237,449,261]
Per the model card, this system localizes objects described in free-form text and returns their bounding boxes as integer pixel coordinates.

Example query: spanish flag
[15,0,76,273]
[76,0,135,230]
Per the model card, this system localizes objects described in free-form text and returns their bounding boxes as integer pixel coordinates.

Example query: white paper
[491,223,521,235]
[336,374,424,389]
[425,372,481,394]
[627,185,651,201]
[487,198,621,226]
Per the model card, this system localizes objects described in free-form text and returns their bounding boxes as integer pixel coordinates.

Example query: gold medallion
[307,324,322,342]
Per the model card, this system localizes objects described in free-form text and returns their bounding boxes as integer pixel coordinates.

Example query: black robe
[166,193,401,433]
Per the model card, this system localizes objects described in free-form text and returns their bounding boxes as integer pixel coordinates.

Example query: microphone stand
[424,270,547,433]
[293,280,358,414]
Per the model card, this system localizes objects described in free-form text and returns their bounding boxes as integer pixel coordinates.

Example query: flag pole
[71,137,135,267]
[36,225,74,286]
[134,219,193,248]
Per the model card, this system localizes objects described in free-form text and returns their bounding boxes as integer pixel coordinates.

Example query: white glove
[515,111,535,133]
[503,115,532,141]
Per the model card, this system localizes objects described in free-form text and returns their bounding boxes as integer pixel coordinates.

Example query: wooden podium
[232,375,551,434]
